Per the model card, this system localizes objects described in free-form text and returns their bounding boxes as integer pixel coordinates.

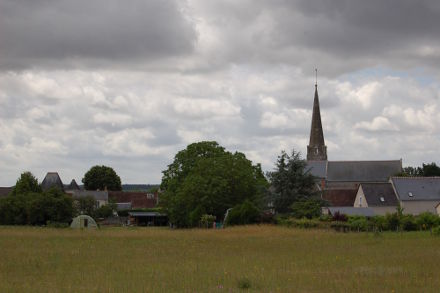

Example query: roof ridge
[329,159,401,163]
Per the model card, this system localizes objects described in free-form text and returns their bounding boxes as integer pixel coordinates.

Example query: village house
[353,183,398,215]
[390,177,440,215]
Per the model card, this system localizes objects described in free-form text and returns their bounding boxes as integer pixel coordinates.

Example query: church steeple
[307,70,327,161]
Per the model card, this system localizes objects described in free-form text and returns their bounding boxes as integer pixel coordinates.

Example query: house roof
[306,160,327,178]
[326,160,402,182]
[391,177,440,201]
[129,212,165,217]
[359,183,398,207]
[327,207,376,217]
[66,179,80,190]
[70,190,108,201]
[323,189,357,206]
[109,191,157,209]
[41,172,64,191]
[0,187,13,197]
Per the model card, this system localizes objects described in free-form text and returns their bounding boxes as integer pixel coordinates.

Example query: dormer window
[408,192,413,197]
[380,196,385,202]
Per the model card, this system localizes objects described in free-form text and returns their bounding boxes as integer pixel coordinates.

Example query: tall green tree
[267,149,316,213]
[82,165,122,191]
[160,141,268,227]
[10,171,41,196]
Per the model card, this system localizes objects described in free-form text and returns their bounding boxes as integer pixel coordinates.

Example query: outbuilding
[70,215,98,229]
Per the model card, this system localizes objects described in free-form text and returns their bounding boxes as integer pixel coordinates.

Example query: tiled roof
[109,191,157,209]
[391,177,440,201]
[327,160,402,182]
[323,189,357,206]
[359,183,398,207]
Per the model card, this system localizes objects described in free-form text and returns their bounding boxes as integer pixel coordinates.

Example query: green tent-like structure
[70,215,98,229]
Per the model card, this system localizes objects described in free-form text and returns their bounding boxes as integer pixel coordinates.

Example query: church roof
[305,160,327,178]
[391,177,440,201]
[326,160,402,182]
[66,179,80,190]
[41,172,64,191]
[359,183,398,207]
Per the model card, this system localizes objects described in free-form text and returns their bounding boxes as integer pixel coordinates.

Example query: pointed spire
[307,71,327,161]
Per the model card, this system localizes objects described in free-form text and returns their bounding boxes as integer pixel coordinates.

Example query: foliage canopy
[82,165,122,191]
[160,141,268,227]
[267,149,317,213]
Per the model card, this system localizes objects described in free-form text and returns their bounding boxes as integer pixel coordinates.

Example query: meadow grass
[0,225,439,292]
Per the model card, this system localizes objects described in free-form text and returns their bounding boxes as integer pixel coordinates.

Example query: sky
[1,0,440,185]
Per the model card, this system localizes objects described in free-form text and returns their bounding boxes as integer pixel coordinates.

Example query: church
[305,80,402,207]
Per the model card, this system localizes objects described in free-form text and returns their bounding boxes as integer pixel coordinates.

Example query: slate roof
[41,172,64,191]
[326,160,402,182]
[306,160,327,178]
[70,190,108,201]
[359,183,398,207]
[66,179,80,190]
[109,191,157,209]
[328,207,376,217]
[322,189,357,206]
[0,187,13,197]
[391,177,440,201]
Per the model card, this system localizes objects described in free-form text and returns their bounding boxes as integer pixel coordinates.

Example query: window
[380,196,385,202]
[408,192,413,197]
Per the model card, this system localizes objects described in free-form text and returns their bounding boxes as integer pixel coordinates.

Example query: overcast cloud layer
[0,0,439,185]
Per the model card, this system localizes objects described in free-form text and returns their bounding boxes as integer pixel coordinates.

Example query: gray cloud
[0,0,196,70]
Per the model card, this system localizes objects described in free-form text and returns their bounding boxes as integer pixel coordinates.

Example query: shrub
[291,218,320,229]
[370,215,387,231]
[385,212,400,231]
[416,212,439,231]
[330,221,350,232]
[432,226,440,236]
[200,214,216,228]
[332,212,347,222]
[95,205,114,219]
[401,214,417,231]
[290,198,324,219]
[348,216,368,232]
[225,200,261,226]
[237,277,251,290]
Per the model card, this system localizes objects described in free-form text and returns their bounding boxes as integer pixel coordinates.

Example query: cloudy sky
[1,0,440,185]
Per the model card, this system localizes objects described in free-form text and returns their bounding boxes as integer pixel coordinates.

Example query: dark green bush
[290,198,324,219]
[225,200,261,226]
[95,205,114,219]
[370,215,387,231]
[401,214,417,231]
[385,212,400,231]
[416,212,439,231]
[330,221,350,232]
[348,216,369,232]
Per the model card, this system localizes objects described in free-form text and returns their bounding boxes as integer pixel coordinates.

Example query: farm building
[128,211,168,226]
[70,215,98,229]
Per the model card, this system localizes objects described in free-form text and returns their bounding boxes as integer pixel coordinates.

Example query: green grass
[0,225,439,292]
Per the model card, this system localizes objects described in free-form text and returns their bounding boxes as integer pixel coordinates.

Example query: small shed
[70,215,98,229]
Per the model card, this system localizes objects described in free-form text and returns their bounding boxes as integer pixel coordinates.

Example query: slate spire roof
[41,172,64,191]
[307,79,327,161]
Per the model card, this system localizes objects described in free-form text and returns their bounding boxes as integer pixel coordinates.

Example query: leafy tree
[267,149,316,213]
[399,163,440,177]
[75,195,97,217]
[82,165,122,191]
[421,162,440,176]
[10,171,42,196]
[290,198,325,219]
[160,141,268,227]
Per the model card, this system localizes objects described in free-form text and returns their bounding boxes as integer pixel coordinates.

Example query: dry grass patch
[0,225,439,292]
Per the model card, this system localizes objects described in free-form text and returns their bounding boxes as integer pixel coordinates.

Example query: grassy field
[0,225,439,292]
